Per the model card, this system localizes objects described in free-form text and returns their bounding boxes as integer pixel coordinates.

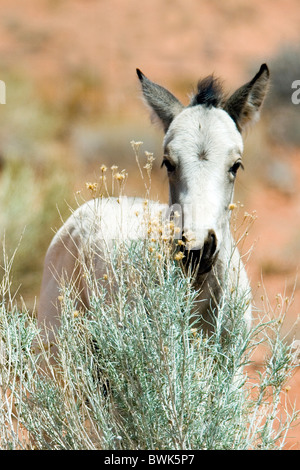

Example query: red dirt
[0,0,300,449]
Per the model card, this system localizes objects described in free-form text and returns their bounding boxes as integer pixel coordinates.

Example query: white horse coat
[38,65,270,349]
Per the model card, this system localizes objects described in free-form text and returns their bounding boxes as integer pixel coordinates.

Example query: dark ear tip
[136,68,144,81]
[260,63,270,77]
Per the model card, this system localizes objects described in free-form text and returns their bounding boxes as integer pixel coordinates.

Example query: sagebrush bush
[0,227,298,450]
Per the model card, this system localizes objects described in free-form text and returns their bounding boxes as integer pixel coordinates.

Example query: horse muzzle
[180,229,218,275]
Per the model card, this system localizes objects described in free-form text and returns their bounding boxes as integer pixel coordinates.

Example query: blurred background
[0,0,300,442]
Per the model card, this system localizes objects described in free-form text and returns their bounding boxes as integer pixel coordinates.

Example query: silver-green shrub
[0,234,297,450]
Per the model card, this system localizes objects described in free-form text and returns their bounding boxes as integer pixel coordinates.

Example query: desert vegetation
[0,159,299,450]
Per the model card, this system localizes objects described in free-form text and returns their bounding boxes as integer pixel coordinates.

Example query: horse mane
[190,75,225,108]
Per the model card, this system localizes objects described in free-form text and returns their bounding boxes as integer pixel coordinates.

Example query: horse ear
[224,64,270,132]
[136,69,184,132]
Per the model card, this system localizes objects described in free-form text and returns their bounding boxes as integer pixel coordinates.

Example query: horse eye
[229,160,244,177]
[162,158,176,173]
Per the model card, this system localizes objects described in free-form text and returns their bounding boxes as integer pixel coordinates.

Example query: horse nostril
[180,230,218,275]
[206,230,217,257]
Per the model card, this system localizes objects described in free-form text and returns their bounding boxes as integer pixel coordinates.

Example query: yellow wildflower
[86,182,98,191]
[114,172,125,181]
[174,252,185,261]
